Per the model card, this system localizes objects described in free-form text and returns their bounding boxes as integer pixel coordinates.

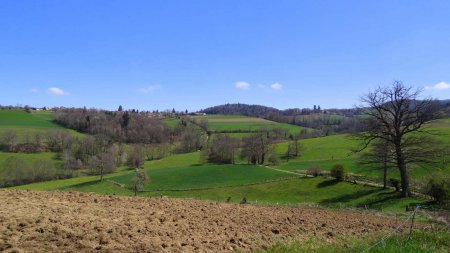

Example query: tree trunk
[395,144,409,197]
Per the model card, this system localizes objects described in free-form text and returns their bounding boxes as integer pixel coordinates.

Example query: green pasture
[161,117,181,128]
[0,110,62,128]
[207,120,303,134]
[108,164,289,191]
[0,109,82,139]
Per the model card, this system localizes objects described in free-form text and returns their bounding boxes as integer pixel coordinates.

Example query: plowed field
[0,190,419,252]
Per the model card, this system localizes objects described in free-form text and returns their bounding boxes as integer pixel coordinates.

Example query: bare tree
[127,145,145,169]
[1,130,17,151]
[132,169,149,196]
[241,132,272,165]
[206,135,239,164]
[356,81,439,197]
[358,139,396,188]
[291,134,303,157]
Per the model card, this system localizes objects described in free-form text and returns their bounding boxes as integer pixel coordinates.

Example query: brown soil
[0,190,419,252]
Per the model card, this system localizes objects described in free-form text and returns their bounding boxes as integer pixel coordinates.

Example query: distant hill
[199,103,281,118]
[199,100,450,135]
[199,103,362,134]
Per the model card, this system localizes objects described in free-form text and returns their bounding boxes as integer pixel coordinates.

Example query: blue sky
[1,0,450,111]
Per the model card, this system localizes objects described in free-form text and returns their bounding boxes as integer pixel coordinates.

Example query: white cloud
[270,82,282,91]
[138,84,161,94]
[29,88,39,93]
[235,81,250,90]
[47,87,67,95]
[425,82,450,90]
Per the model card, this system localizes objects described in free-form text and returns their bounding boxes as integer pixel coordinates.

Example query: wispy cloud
[270,82,282,91]
[425,81,450,90]
[138,84,161,94]
[47,87,67,95]
[235,81,250,90]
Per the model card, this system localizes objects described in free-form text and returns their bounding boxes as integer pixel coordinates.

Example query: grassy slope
[0,151,60,166]
[0,110,84,173]
[9,115,450,214]
[275,117,450,181]
[14,151,429,212]
[259,230,450,253]
[109,164,290,191]
[0,110,82,139]
[195,114,307,134]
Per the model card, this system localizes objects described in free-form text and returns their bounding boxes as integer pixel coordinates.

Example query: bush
[330,164,345,181]
[390,178,400,192]
[307,166,323,177]
[427,174,450,206]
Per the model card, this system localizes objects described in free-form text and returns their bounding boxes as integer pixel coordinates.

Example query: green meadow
[194,114,307,134]
[0,109,82,139]
[3,110,449,214]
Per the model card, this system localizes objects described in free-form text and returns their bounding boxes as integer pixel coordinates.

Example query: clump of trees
[426,173,450,206]
[285,134,303,162]
[240,133,273,165]
[205,135,239,164]
[53,108,171,144]
[330,164,345,181]
[0,157,68,187]
[127,145,145,169]
[307,166,323,177]
[356,81,442,197]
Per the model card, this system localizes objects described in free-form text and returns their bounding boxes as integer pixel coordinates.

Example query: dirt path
[0,190,422,252]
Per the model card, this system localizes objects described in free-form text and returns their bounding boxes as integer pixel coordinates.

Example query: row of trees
[204,132,302,165]
[0,157,68,187]
[53,108,171,144]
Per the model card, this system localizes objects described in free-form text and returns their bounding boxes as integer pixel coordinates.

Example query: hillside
[0,109,81,138]
[193,114,309,135]
[0,190,422,252]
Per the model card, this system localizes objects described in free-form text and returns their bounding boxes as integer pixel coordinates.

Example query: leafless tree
[241,132,272,165]
[358,139,396,188]
[132,169,149,196]
[206,135,239,164]
[127,145,145,169]
[1,130,17,151]
[355,81,440,197]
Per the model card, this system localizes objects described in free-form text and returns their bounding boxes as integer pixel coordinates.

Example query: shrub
[427,174,450,206]
[307,166,323,177]
[330,164,345,181]
[390,178,400,192]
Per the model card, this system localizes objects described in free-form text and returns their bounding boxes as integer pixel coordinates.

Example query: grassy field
[109,164,290,191]
[12,150,429,213]
[0,151,60,168]
[0,110,62,128]
[5,113,450,215]
[193,114,307,134]
[259,230,450,253]
[161,117,181,128]
[0,109,82,139]
[274,118,450,182]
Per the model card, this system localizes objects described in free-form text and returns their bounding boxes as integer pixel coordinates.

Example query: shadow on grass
[57,179,101,190]
[320,188,382,205]
[317,179,339,188]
